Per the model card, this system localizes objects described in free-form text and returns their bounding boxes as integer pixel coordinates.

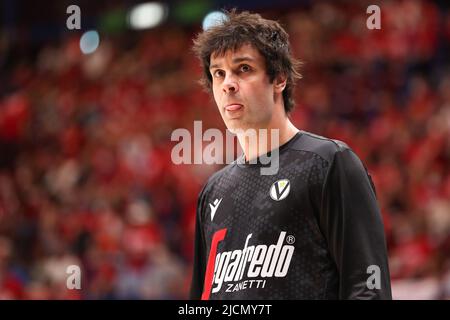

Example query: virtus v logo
[270,179,290,201]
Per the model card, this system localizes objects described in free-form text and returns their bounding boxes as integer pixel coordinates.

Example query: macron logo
[209,198,222,221]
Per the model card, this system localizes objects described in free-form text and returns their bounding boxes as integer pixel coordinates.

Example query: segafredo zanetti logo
[201,230,295,299]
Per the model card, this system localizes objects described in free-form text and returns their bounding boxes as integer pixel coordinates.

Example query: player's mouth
[224,103,244,118]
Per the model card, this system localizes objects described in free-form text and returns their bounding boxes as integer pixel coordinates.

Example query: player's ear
[273,74,287,93]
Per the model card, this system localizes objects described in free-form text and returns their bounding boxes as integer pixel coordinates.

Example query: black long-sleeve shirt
[190,130,392,299]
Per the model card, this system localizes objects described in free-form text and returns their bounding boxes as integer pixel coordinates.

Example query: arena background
[0,0,449,299]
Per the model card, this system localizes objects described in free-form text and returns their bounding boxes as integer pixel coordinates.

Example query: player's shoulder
[291,130,351,163]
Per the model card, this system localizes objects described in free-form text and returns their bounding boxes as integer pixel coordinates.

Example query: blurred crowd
[0,0,449,299]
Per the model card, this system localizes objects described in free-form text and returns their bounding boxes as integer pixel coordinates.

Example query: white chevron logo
[209,198,223,221]
[270,179,291,201]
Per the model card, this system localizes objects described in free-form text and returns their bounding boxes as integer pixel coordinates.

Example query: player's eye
[239,64,251,73]
[213,70,225,78]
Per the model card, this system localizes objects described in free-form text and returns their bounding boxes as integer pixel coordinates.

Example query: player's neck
[238,117,299,163]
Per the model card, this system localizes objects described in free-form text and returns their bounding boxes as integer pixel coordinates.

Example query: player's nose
[222,75,238,94]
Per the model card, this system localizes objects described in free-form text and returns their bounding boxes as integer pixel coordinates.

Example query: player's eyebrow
[209,56,256,70]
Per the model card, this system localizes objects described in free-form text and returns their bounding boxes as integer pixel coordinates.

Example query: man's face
[209,44,279,133]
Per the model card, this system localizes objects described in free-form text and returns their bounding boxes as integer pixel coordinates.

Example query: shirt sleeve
[189,185,208,300]
[320,147,392,299]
